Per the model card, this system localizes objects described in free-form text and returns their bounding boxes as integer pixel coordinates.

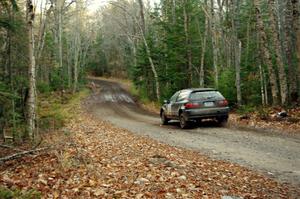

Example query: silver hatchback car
[160,88,229,128]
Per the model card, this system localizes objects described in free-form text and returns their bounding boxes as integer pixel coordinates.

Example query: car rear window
[189,91,224,100]
[177,91,190,101]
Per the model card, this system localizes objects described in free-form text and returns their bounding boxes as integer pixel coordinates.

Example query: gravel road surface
[86,78,300,186]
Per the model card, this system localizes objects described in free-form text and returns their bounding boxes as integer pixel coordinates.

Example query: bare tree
[110,0,161,101]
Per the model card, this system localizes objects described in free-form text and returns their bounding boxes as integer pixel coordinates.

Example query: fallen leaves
[0,109,299,198]
[230,107,300,134]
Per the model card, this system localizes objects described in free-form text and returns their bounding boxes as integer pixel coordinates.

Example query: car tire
[179,113,189,129]
[217,116,228,126]
[161,111,169,125]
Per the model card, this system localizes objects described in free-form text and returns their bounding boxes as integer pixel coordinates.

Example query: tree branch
[0,147,49,163]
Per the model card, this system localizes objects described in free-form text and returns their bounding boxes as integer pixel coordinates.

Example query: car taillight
[218,99,228,106]
[185,103,200,109]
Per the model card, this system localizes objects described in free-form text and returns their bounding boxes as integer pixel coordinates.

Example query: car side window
[177,91,189,102]
[170,91,180,102]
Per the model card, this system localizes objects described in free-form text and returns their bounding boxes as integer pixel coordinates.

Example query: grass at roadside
[38,89,90,130]
[0,187,41,199]
[128,83,160,114]
[0,89,90,198]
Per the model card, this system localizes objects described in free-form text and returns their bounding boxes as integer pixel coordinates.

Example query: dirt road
[86,78,300,186]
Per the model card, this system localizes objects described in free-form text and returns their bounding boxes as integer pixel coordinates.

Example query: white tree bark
[235,40,242,106]
[199,15,208,87]
[259,64,266,106]
[73,0,82,93]
[136,0,160,100]
[26,0,37,140]
[108,1,161,100]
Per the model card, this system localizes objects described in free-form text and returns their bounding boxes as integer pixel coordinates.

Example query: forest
[0,0,300,142]
[92,0,300,106]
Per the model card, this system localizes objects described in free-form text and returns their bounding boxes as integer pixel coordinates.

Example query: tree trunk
[291,0,300,102]
[142,34,160,101]
[58,0,63,70]
[72,0,83,93]
[199,15,208,87]
[235,40,242,106]
[36,1,51,82]
[172,0,176,24]
[210,0,219,88]
[73,42,79,94]
[259,64,266,106]
[26,0,37,140]
[136,0,160,101]
[231,0,242,106]
[264,67,269,105]
[268,0,288,105]
[138,0,146,34]
[53,0,63,70]
[183,0,192,86]
[254,0,280,105]
[284,0,298,103]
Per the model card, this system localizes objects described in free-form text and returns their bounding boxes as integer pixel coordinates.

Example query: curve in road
[86,78,300,186]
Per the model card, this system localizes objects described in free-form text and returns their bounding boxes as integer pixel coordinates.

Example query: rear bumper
[183,107,229,120]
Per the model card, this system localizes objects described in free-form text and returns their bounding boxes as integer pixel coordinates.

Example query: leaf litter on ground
[0,108,299,198]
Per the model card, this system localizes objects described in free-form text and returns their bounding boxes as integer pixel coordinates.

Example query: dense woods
[0,0,92,141]
[0,0,300,142]
[89,0,300,106]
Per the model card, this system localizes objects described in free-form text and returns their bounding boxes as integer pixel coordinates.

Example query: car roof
[180,88,217,92]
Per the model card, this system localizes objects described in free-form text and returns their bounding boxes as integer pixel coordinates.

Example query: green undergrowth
[0,187,41,199]
[38,88,90,130]
[236,105,256,115]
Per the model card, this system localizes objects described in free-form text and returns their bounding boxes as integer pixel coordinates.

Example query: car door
[167,91,180,118]
[171,90,190,117]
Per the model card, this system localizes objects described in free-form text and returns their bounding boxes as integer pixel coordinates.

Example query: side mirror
[164,100,170,104]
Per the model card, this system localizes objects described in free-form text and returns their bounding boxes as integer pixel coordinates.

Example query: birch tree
[72,0,83,93]
[26,0,37,140]
[110,0,161,101]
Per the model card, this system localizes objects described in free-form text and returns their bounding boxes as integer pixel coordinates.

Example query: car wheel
[161,111,169,125]
[179,113,188,129]
[217,117,228,126]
